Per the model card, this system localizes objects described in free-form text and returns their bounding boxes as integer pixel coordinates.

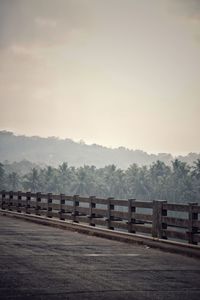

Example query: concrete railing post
[188,202,198,245]
[17,191,22,212]
[72,195,79,222]
[8,191,13,211]
[107,197,114,230]
[152,200,167,238]
[47,193,52,218]
[25,192,31,214]
[35,192,41,215]
[59,194,65,220]
[1,190,6,210]
[128,199,136,233]
[89,196,96,226]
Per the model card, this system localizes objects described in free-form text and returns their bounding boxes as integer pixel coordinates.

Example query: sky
[0,0,200,155]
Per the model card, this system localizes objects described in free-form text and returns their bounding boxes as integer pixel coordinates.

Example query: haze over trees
[0,131,199,169]
[0,160,200,204]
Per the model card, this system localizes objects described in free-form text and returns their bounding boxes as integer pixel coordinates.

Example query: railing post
[107,197,114,230]
[35,192,41,215]
[162,202,168,239]
[128,199,136,233]
[59,194,65,220]
[8,191,13,211]
[152,200,167,238]
[0,191,3,209]
[72,195,79,222]
[1,190,6,210]
[188,202,198,245]
[17,191,22,212]
[25,192,31,214]
[89,196,96,226]
[47,193,52,218]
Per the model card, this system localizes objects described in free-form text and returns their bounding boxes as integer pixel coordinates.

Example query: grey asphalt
[0,215,200,300]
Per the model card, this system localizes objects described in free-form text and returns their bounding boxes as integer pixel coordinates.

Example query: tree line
[0,160,200,204]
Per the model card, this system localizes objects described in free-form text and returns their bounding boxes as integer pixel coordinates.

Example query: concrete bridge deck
[0,215,200,300]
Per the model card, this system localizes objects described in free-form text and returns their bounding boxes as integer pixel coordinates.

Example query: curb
[1,209,199,259]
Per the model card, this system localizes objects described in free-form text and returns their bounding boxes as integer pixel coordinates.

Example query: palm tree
[7,172,21,191]
[23,168,40,192]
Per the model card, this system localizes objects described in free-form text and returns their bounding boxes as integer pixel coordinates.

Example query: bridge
[0,191,200,299]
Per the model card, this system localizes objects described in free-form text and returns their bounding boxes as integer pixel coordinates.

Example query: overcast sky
[0,0,199,155]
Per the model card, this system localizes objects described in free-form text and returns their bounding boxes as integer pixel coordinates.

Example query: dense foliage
[0,160,200,204]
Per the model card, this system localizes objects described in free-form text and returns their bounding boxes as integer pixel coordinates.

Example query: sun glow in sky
[0,0,200,155]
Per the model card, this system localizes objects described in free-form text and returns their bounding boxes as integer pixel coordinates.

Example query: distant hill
[0,131,199,168]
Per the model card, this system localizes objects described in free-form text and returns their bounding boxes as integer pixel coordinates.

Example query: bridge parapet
[1,190,200,245]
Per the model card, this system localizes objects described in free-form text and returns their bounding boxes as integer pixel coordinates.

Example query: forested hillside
[1,131,199,204]
[0,160,200,204]
[0,131,199,168]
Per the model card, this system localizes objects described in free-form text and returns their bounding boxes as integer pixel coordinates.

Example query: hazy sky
[0,0,200,155]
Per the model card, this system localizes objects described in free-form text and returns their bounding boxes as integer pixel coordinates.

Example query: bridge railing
[0,190,200,245]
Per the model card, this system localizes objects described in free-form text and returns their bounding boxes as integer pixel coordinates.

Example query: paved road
[0,215,200,300]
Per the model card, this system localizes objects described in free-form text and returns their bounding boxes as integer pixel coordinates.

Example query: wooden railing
[0,190,200,245]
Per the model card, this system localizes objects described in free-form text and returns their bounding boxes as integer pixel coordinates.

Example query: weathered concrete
[0,215,200,300]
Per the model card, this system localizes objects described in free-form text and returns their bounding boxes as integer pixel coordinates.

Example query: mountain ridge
[0,130,199,168]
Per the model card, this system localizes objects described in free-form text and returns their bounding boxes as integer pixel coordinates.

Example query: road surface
[0,215,199,299]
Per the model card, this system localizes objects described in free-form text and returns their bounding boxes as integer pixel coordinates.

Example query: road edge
[0,209,199,259]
